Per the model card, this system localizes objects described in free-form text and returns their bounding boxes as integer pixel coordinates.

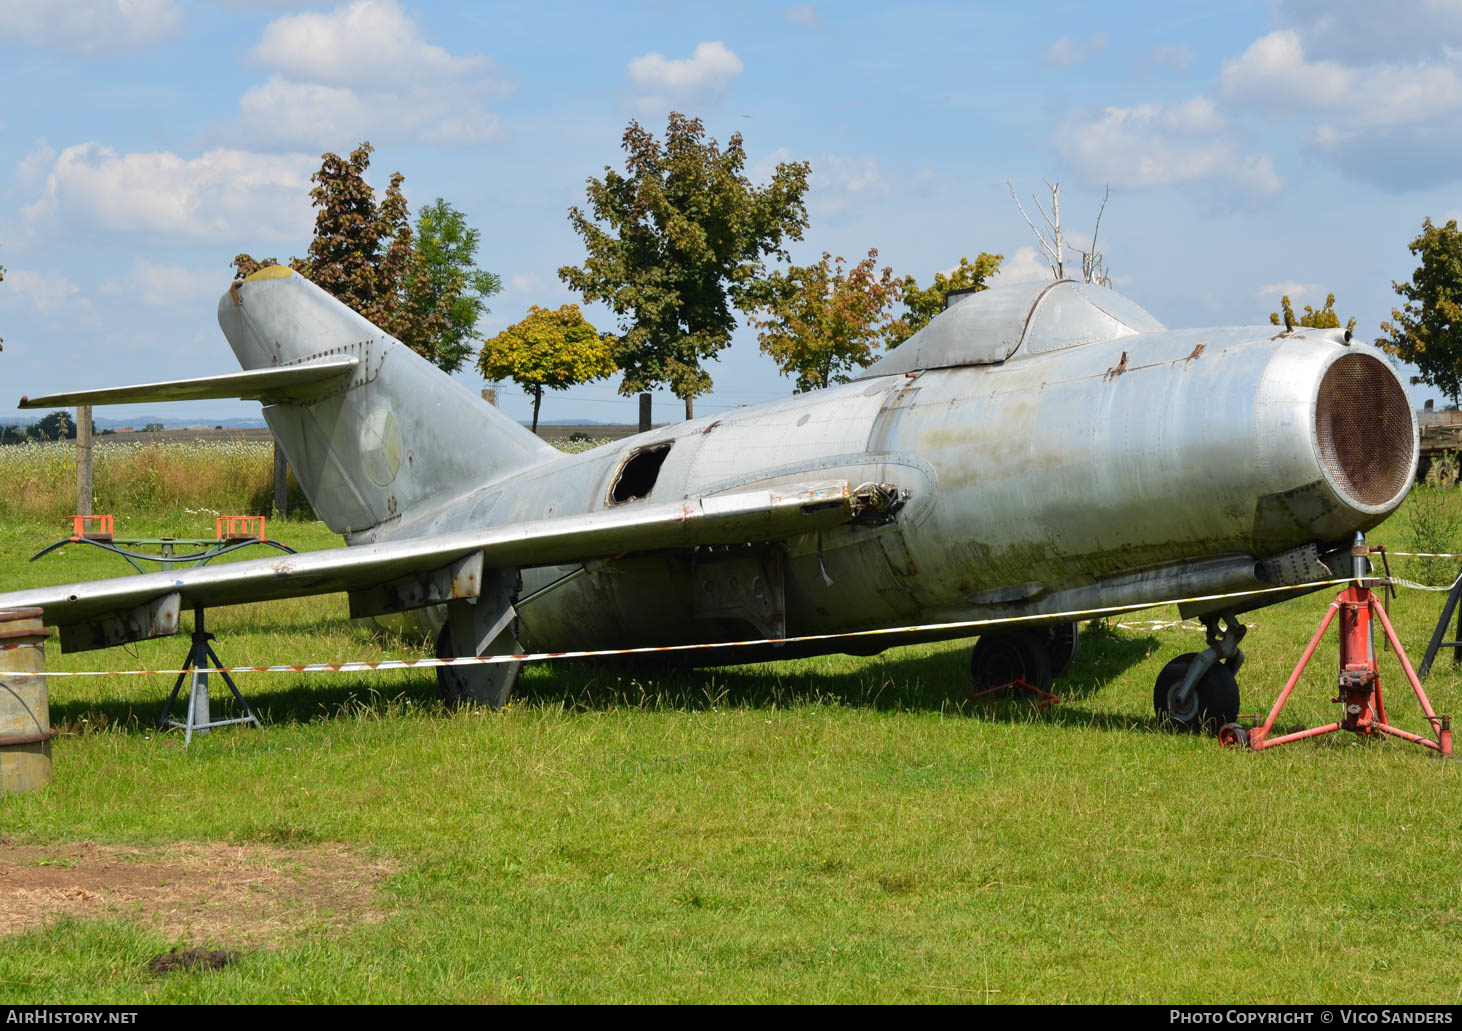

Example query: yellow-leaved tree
[478,305,617,432]
[1269,293,1356,332]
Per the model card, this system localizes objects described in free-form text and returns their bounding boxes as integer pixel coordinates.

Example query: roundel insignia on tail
[360,406,403,487]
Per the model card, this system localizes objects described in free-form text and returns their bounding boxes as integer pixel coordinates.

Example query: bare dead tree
[1008,180,1113,287]
[1077,186,1112,288]
[1008,180,1064,279]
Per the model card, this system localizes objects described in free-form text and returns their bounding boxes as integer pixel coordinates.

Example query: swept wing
[0,481,860,651]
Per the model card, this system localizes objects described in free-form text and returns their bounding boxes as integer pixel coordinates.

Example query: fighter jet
[1,266,1418,730]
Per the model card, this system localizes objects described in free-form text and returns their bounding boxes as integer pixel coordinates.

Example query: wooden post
[76,405,93,517]
[639,392,651,433]
[482,387,497,406]
[272,436,288,519]
[0,608,54,795]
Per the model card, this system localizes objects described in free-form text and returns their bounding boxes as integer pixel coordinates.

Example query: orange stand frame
[1237,580,1452,756]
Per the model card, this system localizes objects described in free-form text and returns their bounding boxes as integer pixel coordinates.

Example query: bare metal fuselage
[6,272,1416,689]
[363,322,1415,659]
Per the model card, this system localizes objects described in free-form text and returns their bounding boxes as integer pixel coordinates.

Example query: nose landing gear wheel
[1153,652,1240,733]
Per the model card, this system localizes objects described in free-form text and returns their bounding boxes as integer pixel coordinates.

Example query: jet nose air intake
[1313,352,1417,513]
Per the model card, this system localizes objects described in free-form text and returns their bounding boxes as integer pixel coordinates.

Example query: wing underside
[0,481,863,651]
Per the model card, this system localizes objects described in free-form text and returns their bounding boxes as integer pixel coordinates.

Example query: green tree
[478,305,618,433]
[1378,217,1462,404]
[35,411,75,440]
[560,112,811,419]
[747,249,904,392]
[1269,293,1356,332]
[399,198,502,374]
[232,143,400,318]
[888,253,1003,346]
[233,144,498,374]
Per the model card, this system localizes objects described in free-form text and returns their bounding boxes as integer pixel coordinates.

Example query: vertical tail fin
[218,266,552,534]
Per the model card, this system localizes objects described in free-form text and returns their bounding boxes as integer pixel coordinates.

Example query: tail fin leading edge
[219,266,553,535]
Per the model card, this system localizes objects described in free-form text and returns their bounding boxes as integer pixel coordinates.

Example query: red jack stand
[1225,577,1453,756]
[968,676,1060,710]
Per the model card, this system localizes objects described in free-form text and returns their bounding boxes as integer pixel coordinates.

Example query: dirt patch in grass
[0,841,394,945]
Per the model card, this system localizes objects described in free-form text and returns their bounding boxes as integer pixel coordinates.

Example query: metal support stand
[1416,568,1462,679]
[157,607,261,746]
[1227,572,1453,757]
[968,676,1060,710]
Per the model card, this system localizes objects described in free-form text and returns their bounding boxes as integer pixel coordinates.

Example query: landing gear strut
[1153,613,1244,733]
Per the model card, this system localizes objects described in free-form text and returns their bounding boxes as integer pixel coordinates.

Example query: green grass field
[1,487,1460,1004]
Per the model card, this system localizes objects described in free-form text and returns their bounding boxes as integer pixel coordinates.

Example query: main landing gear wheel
[435,619,519,710]
[970,630,1054,694]
[1153,652,1240,733]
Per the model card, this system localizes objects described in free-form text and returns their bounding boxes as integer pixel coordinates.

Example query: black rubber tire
[1046,622,1080,679]
[435,623,472,707]
[1153,652,1240,733]
[970,630,1054,694]
[434,622,515,709]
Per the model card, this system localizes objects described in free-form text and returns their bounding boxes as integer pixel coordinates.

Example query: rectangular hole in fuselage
[609,442,673,504]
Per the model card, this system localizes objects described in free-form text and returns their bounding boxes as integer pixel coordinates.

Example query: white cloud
[1217,27,1462,189]
[233,0,504,149]
[0,0,181,58]
[1146,43,1194,71]
[508,273,544,294]
[1055,99,1280,198]
[757,147,888,217]
[781,4,823,29]
[101,259,223,307]
[628,41,743,114]
[1220,30,1462,128]
[251,0,489,89]
[992,246,1054,286]
[234,77,501,149]
[1043,33,1107,68]
[21,144,316,244]
[15,141,56,188]
[810,154,888,216]
[1272,0,1462,63]
[1259,281,1319,299]
[1,269,85,315]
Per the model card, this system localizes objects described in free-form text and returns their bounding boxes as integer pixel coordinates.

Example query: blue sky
[2,0,1460,428]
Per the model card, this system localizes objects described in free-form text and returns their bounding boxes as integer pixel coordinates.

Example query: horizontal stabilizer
[17,355,358,408]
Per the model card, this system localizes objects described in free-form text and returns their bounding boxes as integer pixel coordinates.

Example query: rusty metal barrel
[0,608,56,794]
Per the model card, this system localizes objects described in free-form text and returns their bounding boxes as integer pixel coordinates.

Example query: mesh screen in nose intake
[1314,353,1415,508]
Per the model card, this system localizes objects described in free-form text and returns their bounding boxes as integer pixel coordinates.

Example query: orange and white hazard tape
[1382,551,1462,558]
[0,577,1362,678]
